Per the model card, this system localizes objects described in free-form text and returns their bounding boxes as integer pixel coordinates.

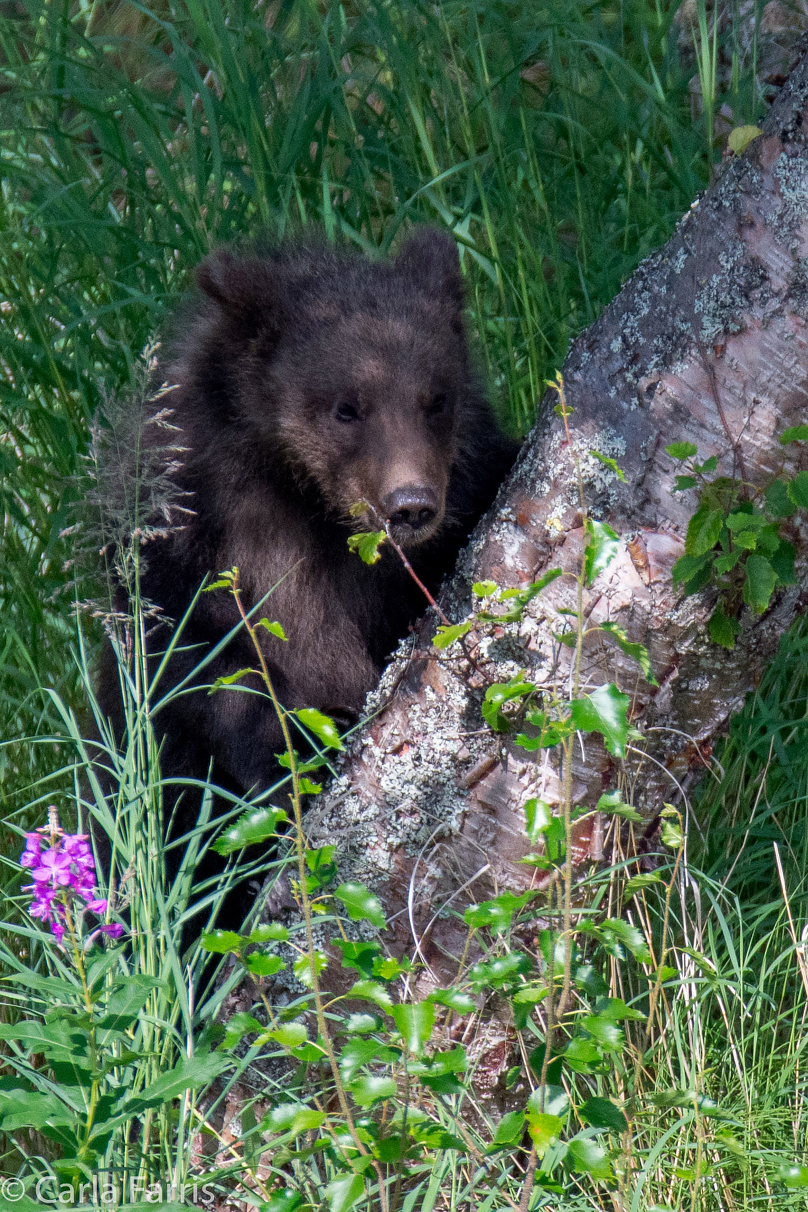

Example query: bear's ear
[197,250,278,336]
[396,227,465,307]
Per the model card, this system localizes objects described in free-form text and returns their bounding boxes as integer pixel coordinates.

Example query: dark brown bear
[100,229,517,887]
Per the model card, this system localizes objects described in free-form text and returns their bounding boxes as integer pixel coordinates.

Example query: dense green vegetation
[4,0,808,1206]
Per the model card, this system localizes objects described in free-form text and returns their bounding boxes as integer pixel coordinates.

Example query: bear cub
[101,228,518,820]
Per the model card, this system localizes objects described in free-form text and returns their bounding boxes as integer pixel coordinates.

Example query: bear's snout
[382,484,441,544]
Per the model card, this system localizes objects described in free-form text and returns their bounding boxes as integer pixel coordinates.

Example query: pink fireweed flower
[20,812,124,945]
[32,848,74,887]
[20,834,41,868]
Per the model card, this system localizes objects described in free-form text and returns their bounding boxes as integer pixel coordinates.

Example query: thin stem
[64,899,101,1161]
[360,502,493,683]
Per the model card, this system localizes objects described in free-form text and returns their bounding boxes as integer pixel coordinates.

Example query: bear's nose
[383,486,439,531]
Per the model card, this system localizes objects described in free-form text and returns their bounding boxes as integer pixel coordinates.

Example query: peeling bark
[304,49,808,983]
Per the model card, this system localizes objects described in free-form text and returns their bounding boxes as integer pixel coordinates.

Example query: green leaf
[208,667,255,694]
[278,751,326,775]
[524,797,552,843]
[743,554,777,613]
[570,683,630,758]
[423,1046,467,1075]
[595,790,643,823]
[579,1097,628,1132]
[661,815,683,849]
[221,1013,263,1049]
[97,975,162,1031]
[306,845,336,871]
[589,450,625,481]
[727,123,762,154]
[373,955,412,980]
[391,1002,435,1054]
[267,1023,308,1048]
[334,882,386,929]
[427,989,476,1015]
[708,604,740,649]
[487,569,563,622]
[600,920,652,962]
[127,1055,230,1113]
[249,923,289,943]
[325,1175,365,1212]
[203,570,236,592]
[779,424,808,444]
[433,620,473,649]
[528,1084,570,1118]
[347,530,387,564]
[256,617,288,641]
[349,1074,398,1107]
[766,478,796,517]
[564,1037,602,1072]
[666,441,698,461]
[263,1192,305,1212]
[492,1110,525,1145]
[726,509,767,532]
[771,539,797,585]
[201,930,243,955]
[512,983,549,1005]
[297,775,322,793]
[338,1038,395,1082]
[583,519,620,585]
[214,805,287,855]
[788,470,808,508]
[346,980,394,1010]
[567,1135,613,1180]
[624,872,664,898]
[526,1111,563,1155]
[295,707,345,751]
[245,953,285,978]
[714,549,742,574]
[482,676,535,731]
[516,712,572,749]
[334,939,385,977]
[582,1014,623,1052]
[293,951,329,987]
[464,891,534,934]
[472,580,498,596]
[778,1163,808,1189]
[672,550,714,589]
[685,505,723,556]
[674,474,698,491]
[599,622,657,685]
[345,1013,384,1034]
[468,951,533,991]
[267,1104,327,1136]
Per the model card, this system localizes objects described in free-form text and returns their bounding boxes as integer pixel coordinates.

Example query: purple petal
[100,923,124,938]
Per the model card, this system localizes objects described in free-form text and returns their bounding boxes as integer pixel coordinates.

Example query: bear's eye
[427,392,448,416]
[334,399,360,423]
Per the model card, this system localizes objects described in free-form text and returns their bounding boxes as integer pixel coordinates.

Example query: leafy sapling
[668,432,808,648]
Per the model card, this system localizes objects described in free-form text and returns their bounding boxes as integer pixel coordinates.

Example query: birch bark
[306,49,808,983]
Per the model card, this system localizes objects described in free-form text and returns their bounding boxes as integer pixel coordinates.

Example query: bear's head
[196,229,475,548]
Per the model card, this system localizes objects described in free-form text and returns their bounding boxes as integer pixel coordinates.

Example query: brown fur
[98,229,518,900]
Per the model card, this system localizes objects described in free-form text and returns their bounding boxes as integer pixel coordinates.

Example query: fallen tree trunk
[306,47,808,982]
